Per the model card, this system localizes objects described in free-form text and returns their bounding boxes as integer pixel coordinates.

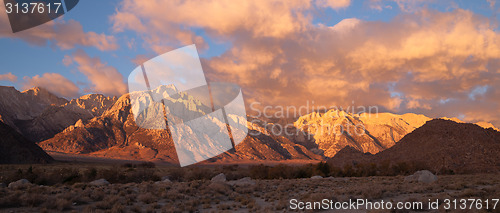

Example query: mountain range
[0,86,498,167]
[38,85,321,163]
[0,86,116,142]
[294,109,498,157]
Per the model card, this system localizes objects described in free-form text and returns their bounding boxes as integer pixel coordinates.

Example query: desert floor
[0,162,499,213]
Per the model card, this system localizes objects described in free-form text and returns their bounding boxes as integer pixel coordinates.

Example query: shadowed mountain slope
[0,121,53,164]
[329,119,500,174]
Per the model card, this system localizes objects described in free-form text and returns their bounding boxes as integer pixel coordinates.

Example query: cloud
[369,0,435,12]
[0,72,17,82]
[111,0,312,53]
[111,0,500,127]
[316,0,351,10]
[330,18,361,33]
[487,0,496,8]
[206,9,500,127]
[65,50,127,96]
[0,3,117,51]
[22,73,80,98]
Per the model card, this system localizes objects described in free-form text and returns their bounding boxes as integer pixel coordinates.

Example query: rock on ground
[311,175,323,179]
[8,179,32,189]
[211,173,227,182]
[90,179,110,186]
[228,177,256,186]
[404,170,438,183]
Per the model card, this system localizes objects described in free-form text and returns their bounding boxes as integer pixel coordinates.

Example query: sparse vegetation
[0,162,499,212]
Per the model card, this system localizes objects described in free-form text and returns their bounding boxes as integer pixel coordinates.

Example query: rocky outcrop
[63,94,118,117]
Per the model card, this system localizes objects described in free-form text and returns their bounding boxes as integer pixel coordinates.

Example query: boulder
[89,179,110,186]
[155,176,172,184]
[211,173,227,182]
[8,179,32,189]
[311,175,323,179]
[228,177,256,186]
[404,170,437,183]
[208,182,232,194]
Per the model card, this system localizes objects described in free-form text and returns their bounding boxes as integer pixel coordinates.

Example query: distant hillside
[0,121,53,164]
[328,119,500,174]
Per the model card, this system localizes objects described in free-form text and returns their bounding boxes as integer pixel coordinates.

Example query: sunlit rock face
[295,109,499,157]
[295,109,433,157]
[40,87,322,164]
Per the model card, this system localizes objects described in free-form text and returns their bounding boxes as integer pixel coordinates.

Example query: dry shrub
[42,198,72,211]
[20,192,45,207]
[111,203,125,213]
[362,185,385,200]
[89,188,105,201]
[130,204,142,213]
[82,205,96,213]
[457,188,487,198]
[165,169,184,182]
[124,169,160,183]
[234,184,256,194]
[217,203,233,210]
[138,192,156,204]
[208,182,232,195]
[0,191,22,208]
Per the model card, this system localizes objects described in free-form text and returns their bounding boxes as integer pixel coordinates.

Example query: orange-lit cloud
[0,3,117,51]
[66,50,127,96]
[111,0,312,53]
[112,0,500,127]
[0,72,17,82]
[22,73,80,98]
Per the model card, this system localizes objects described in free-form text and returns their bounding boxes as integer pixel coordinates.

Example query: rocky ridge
[0,86,116,142]
[328,119,500,174]
[40,86,321,164]
[295,109,498,157]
